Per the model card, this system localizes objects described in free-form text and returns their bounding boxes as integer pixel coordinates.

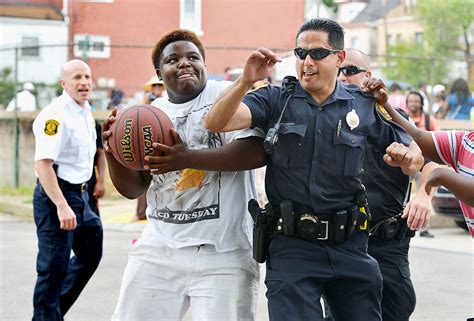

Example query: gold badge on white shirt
[346,109,359,130]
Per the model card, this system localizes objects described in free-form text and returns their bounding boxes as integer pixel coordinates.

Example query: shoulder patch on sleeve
[248,81,269,93]
[44,119,59,136]
[375,103,392,120]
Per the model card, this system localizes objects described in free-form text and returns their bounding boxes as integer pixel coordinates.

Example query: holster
[248,200,275,263]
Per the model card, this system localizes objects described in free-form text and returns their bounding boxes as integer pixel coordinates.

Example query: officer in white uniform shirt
[31,59,102,321]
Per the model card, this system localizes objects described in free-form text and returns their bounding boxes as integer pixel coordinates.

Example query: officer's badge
[44,119,59,136]
[346,109,359,130]
[375,103,392,120]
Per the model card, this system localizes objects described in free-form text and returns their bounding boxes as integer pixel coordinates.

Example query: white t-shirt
[142,80,262,252]
[32,92,96,184]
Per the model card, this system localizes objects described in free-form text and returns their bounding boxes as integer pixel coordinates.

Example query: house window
[180,0,203,35]
[21,36,40,57]
[415,32,423,45]
[74,34,111,59]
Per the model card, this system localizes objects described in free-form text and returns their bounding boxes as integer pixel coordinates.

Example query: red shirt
[432,130,474,237]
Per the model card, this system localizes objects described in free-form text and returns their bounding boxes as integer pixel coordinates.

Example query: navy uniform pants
[368,237,415,321]
[32,184,103,321]
[266,232,382,321]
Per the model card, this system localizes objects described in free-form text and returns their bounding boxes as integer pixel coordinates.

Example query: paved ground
[0,194,473,320]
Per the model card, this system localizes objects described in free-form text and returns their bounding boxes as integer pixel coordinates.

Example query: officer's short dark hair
[151,29,206,70]
[406,91,424,107]
[296,18,344,50]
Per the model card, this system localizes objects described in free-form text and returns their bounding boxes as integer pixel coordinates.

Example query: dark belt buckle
[80,183,87,192]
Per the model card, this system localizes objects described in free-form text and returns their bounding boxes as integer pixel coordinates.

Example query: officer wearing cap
[205,18,423,321]
[32,59,102,321]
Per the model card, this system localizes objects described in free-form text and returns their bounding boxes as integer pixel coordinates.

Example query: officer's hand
[93,181,105,199]
[361,78,388,106]
[402,189,431,230]
[57,204,77,230]
[383,142,424,176]
[102,108,118,153]
[242,48,280,86]
[144,129,190,174]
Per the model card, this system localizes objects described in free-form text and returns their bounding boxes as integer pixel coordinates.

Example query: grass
[0,185,34,197]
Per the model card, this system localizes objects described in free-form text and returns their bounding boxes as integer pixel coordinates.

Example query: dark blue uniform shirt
[243,79,411,213]
[362,110,411,223]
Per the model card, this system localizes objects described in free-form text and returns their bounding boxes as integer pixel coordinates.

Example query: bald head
[338,48,371,86]
[60,59,92,107]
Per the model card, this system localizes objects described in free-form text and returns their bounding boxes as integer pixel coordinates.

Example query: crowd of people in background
[387,78,473,121]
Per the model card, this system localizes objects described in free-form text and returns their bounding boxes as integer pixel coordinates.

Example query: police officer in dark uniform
[32,59,103,321]
[205,18,424,321]
[336,48,438,321]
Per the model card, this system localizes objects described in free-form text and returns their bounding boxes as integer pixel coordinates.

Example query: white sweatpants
[112,239,259,321]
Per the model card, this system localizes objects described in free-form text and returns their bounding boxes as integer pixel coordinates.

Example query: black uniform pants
[368,236,416,321]
[32,184,103,321]
[265,232,382,321]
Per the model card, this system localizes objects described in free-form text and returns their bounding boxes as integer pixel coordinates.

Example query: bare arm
[145,130,268,173]
[93,147,107,199]
[402,162,439,230]
[425,168,474,207]
[34,159,77,230]
[362,78,443,164]
[103,109,152,199]
[204,48,280,132]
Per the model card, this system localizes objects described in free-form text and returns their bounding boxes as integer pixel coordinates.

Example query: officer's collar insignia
[375,103,392,120]
[346,109,359,130]
[248,80,269,93]
[44,119,59,136]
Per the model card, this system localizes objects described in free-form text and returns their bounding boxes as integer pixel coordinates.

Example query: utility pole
[82,35,90,63]
[13,47,19,188]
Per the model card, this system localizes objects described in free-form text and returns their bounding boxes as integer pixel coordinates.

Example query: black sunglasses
[338,65,367,76]
[294,47,340,61]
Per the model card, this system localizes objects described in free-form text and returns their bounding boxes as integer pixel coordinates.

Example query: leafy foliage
[415,0,474,84]
[0,68,15,108]
[382,41,449,86]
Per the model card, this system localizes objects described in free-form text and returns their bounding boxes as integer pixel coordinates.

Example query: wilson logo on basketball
[108,104,174,170]
[142,125,154,156]
[120,118,134,163]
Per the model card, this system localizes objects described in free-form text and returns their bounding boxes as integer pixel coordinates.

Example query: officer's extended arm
[205,48,280,132]
[35,159,77,230]
[145,130,268,173]
[362,78,442,164]
[383,141,424,176]
[102,109,152,199]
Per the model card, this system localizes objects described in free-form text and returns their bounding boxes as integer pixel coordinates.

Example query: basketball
[108,104,174,170]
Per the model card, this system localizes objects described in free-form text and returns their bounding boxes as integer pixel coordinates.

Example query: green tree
[0,68,15,108]
[415,0,474,85]
[382,41,449,86]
